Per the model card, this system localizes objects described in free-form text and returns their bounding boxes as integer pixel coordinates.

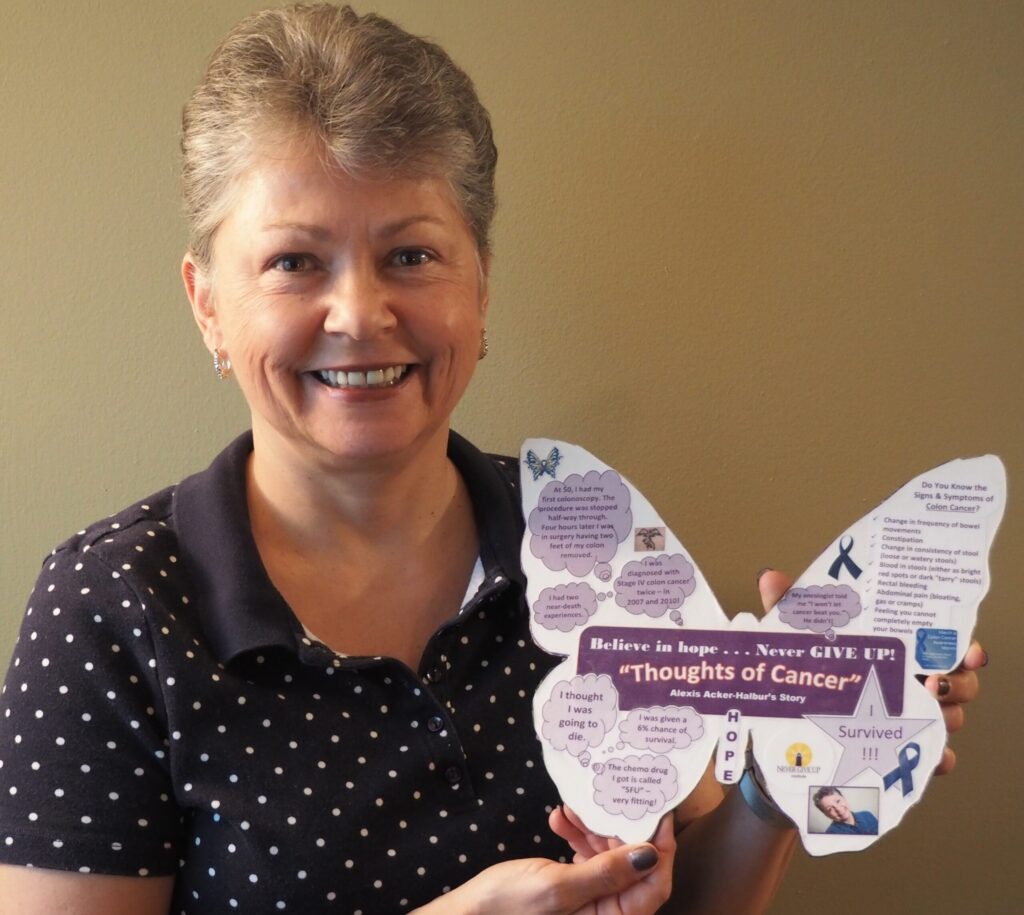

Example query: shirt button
[427,716,445,733]
[426,666,445,684]
[445,766,463,786]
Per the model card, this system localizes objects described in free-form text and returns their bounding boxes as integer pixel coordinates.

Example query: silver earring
[478,329,489,361]
[213,348,232,380]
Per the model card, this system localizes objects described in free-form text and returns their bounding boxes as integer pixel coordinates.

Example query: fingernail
[629,846,659,872]
[981,650,990,668]
[937,677,951,698]
[756,567,774,583]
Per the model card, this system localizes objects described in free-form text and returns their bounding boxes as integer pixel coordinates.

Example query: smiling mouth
[313,364,410,389]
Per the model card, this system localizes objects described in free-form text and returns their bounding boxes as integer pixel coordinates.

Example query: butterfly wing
[545,446,562,478]
[520,438,729,842]
[751,455,1006,854]
[525,449,543,481]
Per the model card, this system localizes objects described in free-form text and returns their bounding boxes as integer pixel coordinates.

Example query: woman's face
[818,793,852,823]
[184,140,488,470]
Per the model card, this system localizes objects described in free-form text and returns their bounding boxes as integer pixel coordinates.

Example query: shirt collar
[174,430,526,665]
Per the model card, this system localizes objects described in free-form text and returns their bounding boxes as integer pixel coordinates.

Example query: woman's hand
[415,811,674,915]
[757,569,988,776]
[923,639,987,774]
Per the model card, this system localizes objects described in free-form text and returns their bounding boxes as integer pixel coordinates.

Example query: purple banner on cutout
[577,627,905,718]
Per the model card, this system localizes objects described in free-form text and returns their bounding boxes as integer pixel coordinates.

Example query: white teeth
[315,365,408,389]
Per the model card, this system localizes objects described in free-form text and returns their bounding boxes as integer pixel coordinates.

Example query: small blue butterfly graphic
[525,447,562,481]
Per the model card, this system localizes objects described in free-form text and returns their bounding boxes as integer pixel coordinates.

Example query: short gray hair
[812,786,843,812]
[181,3,497,268]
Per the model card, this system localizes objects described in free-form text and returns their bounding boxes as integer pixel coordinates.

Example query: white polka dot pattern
[0,433,567,912]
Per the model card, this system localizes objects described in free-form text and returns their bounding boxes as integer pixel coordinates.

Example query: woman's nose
[321,263,397,339]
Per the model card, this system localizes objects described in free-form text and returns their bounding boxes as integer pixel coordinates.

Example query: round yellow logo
[785,743,813,767]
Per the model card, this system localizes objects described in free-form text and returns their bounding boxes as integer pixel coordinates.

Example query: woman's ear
[182,252,219,352]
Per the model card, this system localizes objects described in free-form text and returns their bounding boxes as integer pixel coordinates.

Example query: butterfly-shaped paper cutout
[520,439,1005,855]
[525,447,562,481]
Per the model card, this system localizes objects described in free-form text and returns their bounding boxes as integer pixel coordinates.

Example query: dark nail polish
[981,650,990,668]
[756,567,774,583]
[937,678,951,698]
[629,846,659,871]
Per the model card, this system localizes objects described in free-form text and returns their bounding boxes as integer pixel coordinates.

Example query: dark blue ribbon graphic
[883,742,921,797]
[827,535,863,580]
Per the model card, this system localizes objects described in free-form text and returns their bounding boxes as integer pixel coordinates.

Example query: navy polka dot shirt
[0,432,566,912]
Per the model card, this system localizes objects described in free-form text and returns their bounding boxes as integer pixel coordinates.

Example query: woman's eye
[272,254,312,273]
[393,249,432,268]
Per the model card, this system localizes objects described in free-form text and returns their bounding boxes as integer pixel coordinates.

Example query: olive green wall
[2,1,1021,910]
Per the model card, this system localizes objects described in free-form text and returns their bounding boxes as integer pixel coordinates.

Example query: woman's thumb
[558,843,660,907]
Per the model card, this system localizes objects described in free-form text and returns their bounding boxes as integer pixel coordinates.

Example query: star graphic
[805,666,935,786]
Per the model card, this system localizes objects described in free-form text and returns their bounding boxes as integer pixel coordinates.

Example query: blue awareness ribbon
[827,535,863,580]
[883,742,921,796]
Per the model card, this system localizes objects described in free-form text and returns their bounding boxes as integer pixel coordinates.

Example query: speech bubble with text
[593,753,679,820]
[618,705,705,753]
[778,584,862,641]
[540,673,619,757]
[533,582,600,632]
[528,470,632,577]
[614,553,697,621]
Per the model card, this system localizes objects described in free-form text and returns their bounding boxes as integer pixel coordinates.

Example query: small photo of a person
[809,786,879,836]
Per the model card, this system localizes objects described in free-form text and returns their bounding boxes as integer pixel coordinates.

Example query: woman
[0,5,984,913]
[811,788,878,837]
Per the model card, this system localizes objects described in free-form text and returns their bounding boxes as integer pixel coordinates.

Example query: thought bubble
[778,584,862,641]
[533,582,599,632]
[579,751,591,768]
[528,471,632,576]
[618,706,705,753]
[541,674,619,757]
[595,562,613,582]
[614,554,696,618]
[593,754,679,820]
